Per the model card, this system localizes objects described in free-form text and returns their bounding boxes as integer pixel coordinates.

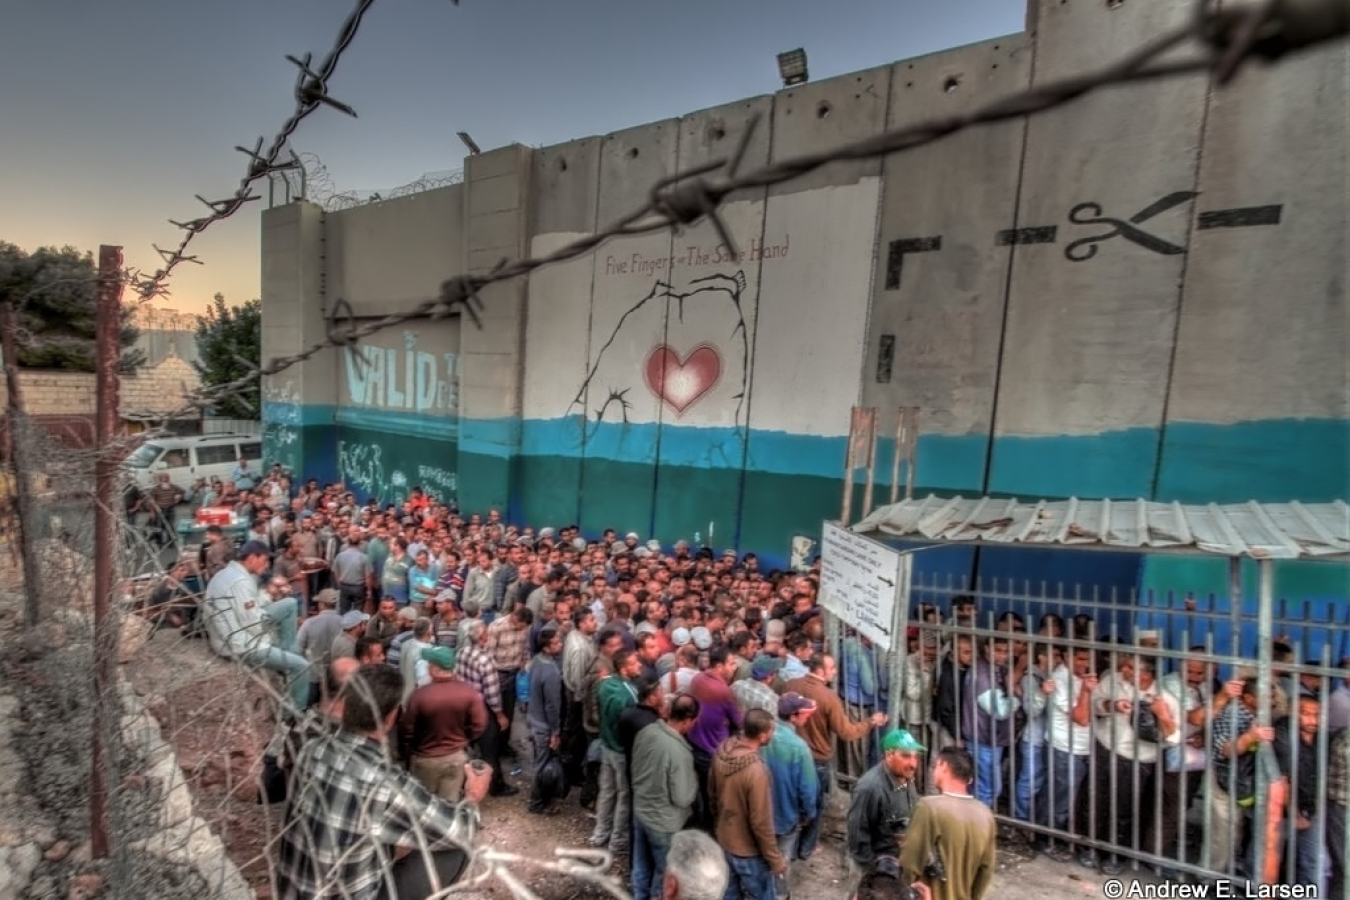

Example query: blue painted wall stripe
[270,408,1348,504]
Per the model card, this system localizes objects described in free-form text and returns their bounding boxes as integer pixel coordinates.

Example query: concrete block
[862,37,1031,447]
[596,119,679,224]
[770,65,891,194]
[465,144,531,183]
[463,211,526,257]
[466,172,523,218]
[994,0,1208,444]
[326,185,462,308]
[459,383,521,419]
[458,352,522,393]
[1166,40,1348,424]
[676,96,773,203]
[531,137,602,236]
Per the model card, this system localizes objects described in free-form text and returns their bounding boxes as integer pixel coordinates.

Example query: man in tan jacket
[709,708,785,900]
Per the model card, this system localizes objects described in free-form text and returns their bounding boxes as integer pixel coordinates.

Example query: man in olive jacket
[709,708,786,900]
[631,693,702,900]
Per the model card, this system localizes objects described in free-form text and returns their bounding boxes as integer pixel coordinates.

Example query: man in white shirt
[203,540,310,714]
[1035,646,1098,859]
[1075,654,1182,874]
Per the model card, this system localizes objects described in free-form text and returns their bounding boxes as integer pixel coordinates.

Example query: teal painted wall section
[266,407,1348,599]
[1138,555,1350,663]
[988,427,1161,499]
[263,401,338,486]
[1155,419,1350,504]
[458,417,518,515]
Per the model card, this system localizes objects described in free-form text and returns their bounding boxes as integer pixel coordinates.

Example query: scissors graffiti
[1063,191,1197,262]
[884,195,1284,289]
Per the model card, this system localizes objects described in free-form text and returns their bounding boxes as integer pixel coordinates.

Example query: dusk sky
[0,0,1025,315]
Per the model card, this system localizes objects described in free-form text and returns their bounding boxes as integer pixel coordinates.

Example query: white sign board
[819,522,906,651]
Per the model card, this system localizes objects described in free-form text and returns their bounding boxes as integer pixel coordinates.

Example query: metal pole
[889,410,903,506]
[90,244,123,860]
[841,408,856,527]
[862,422,878,520]
[1252,557,1274,883]
[905,407,920,501]
[0,302,45,628]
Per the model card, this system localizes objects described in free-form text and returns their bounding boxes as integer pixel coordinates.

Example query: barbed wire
[125,0,466,304]
[285,152,465,213]
[136,0,1347,425]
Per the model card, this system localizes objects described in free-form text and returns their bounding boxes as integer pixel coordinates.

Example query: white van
[123,434,264,490]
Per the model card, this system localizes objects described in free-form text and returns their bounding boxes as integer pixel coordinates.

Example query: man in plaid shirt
[456,619,514,796]
[273,665,489,900]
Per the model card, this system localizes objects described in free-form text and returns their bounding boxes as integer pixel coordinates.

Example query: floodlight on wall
[457,131,481,155]
[777,49,808,87]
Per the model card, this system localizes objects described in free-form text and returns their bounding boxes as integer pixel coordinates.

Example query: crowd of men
[167,462,1349,899]
[177,467,999,900]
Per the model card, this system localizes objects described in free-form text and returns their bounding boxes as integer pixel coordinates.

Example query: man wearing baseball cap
[847,729,925,871]
[203,539,310,713]
[762,693,821,900]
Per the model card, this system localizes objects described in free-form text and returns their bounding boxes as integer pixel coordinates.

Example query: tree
[193,293,261,420]
[0,241,145,372]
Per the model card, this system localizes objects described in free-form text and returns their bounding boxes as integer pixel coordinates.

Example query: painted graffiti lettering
[343,331,459,414]
[603,236,789,277]
[338,440,385,496]
[416,464,458,499]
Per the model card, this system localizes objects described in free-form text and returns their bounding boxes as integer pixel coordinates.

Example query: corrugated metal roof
[851,496,1350,560]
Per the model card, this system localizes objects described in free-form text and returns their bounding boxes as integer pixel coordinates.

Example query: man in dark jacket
[934,635,974,748]
[527,627,565,814]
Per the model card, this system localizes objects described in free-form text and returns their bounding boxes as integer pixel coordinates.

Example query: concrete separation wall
[260,0,1347,591]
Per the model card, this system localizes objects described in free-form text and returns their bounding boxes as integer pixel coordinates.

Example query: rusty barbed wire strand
[125,0,468,304]
[113,0,1344,427]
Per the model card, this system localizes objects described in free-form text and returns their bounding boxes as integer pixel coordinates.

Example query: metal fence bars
[884,573,1349,890]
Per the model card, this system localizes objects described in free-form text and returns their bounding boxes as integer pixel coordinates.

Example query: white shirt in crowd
[203,560,271,658]
[1048,664,1094,756]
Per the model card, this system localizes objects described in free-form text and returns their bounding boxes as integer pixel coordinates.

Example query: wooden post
[90,244,123,860]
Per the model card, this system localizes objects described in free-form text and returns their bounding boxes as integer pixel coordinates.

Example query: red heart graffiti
[644,344,721,414]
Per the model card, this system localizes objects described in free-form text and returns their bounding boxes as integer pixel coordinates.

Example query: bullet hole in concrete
[905,81,914,88]
[628,147,640,159]
[1107,0,1124,7]
[992,64,999,70]
[944,76,960,93]
[994,44,1000,50]
[709,125,726,141]
[557,157,568,172]
[817,101,832,120]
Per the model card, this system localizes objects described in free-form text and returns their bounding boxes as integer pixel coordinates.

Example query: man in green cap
[847,728,925,870]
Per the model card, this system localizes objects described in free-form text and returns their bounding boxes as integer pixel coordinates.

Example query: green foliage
[0,241,145,372]
[193,293,262,420]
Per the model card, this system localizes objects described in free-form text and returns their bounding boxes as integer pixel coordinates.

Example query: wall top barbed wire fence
[279,152,465,213]
[116,0,1345,428]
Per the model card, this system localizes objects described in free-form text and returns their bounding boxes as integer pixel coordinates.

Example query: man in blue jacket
[761,692,821,900]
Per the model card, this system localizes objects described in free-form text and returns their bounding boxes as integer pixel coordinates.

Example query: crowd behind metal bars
[125,465,1350,897]
[888,588,1350,893]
